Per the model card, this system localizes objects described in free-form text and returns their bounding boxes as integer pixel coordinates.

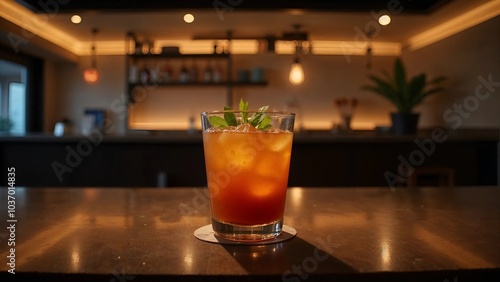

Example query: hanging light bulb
[84,28,99,84]
[289,25,305,86]
[289,57,304,85]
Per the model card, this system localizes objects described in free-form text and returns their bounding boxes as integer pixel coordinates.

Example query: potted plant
[362,58,446,134]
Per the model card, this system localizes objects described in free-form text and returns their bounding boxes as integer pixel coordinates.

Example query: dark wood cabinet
[1,129,498,187]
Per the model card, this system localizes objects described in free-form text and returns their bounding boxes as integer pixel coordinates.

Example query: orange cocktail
[201,110,295,241]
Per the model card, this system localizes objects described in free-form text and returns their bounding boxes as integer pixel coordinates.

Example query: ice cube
[251,180,276,198]
[233,123,258,133]
[269,133,292,152]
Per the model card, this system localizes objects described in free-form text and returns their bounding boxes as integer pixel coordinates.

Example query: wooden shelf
[129,81,268,87]
[128,53,229,59]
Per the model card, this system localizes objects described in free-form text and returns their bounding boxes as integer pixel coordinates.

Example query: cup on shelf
[237,70,250,82]
[250,67,264,82]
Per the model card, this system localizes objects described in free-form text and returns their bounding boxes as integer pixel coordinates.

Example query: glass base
[211,218,283,242]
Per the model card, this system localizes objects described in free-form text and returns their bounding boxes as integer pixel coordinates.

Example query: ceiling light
[378,15,391,26]
[183,14,195,24]
[71,15,82,24]
[83,28,99,84]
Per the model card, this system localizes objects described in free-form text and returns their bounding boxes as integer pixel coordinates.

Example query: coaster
[194,224,297,245]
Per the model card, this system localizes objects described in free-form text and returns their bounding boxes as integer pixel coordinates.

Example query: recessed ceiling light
[71,15,82,24]
[183,13,195,24]
[378,15,391,26]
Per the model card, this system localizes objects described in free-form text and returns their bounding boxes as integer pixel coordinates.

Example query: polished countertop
[0,128,498,144]
[0,187,499,281]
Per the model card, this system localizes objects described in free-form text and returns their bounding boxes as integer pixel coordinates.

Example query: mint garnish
[223,106,237,126]
[208,98,272,130]
[239,99,249,123]
[208,116,228,127]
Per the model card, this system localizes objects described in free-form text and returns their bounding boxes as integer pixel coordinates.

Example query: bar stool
[407,167,455,187]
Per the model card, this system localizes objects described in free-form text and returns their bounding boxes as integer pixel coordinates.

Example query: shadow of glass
[222,236,357,278]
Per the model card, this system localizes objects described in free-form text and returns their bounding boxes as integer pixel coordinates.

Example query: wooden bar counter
[1,187,499,281]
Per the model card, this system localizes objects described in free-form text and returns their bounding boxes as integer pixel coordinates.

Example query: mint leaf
[249,113,263,127]
[211,99,272,130]
[249,105,269,127]
[239,98,249,111]
[224,106,237,126]
[208,116,228,128]
[239,98,249,123]
[256,116,271,130]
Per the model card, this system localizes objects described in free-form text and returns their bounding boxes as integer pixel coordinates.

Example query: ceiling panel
[16,0,452,14]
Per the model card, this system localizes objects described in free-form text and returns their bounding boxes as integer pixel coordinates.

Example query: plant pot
[391,112,420,135]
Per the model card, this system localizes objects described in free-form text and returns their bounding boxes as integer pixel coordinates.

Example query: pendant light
[83,28,99,84]
[289,56,304,85]
[289,24,305,85]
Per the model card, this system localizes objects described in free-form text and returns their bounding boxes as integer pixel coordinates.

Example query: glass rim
[201,110,295,116]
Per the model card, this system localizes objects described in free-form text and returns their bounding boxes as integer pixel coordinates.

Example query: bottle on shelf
[159,61,173,83]
[203,61,213,83]
[213,61,223,82]
[188,60,199,82]
[129,62,138,83]
[149,64,159,83]
[139,64,151,84]
[178,62,189,83]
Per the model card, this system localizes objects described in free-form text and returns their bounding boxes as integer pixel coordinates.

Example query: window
[0,46,42,133]
[8,82,26,134]
[0,59,28,133]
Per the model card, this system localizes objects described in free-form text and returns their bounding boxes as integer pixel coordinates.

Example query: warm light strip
[406,0,500,51]
[79,39,400,56]
[312,41,401,56]
[275,41,295,54]
[231,40,259,54]
[155,40,258,54]
[0,0,81,55]
[78,41,126,55]
[275,40,400,56]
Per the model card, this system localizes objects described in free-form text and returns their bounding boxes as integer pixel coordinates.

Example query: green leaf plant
[362,58,447,113]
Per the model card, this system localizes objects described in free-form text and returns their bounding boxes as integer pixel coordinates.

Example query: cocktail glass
[201,111,295,242]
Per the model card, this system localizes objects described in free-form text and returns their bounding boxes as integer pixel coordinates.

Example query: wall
[402,16,500,128]
[53,54,398,133]
[49,16,499,134]
[43,60,61,132]
[54,56,128,134]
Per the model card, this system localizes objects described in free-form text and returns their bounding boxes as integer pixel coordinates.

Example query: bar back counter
[0,128,498,187]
